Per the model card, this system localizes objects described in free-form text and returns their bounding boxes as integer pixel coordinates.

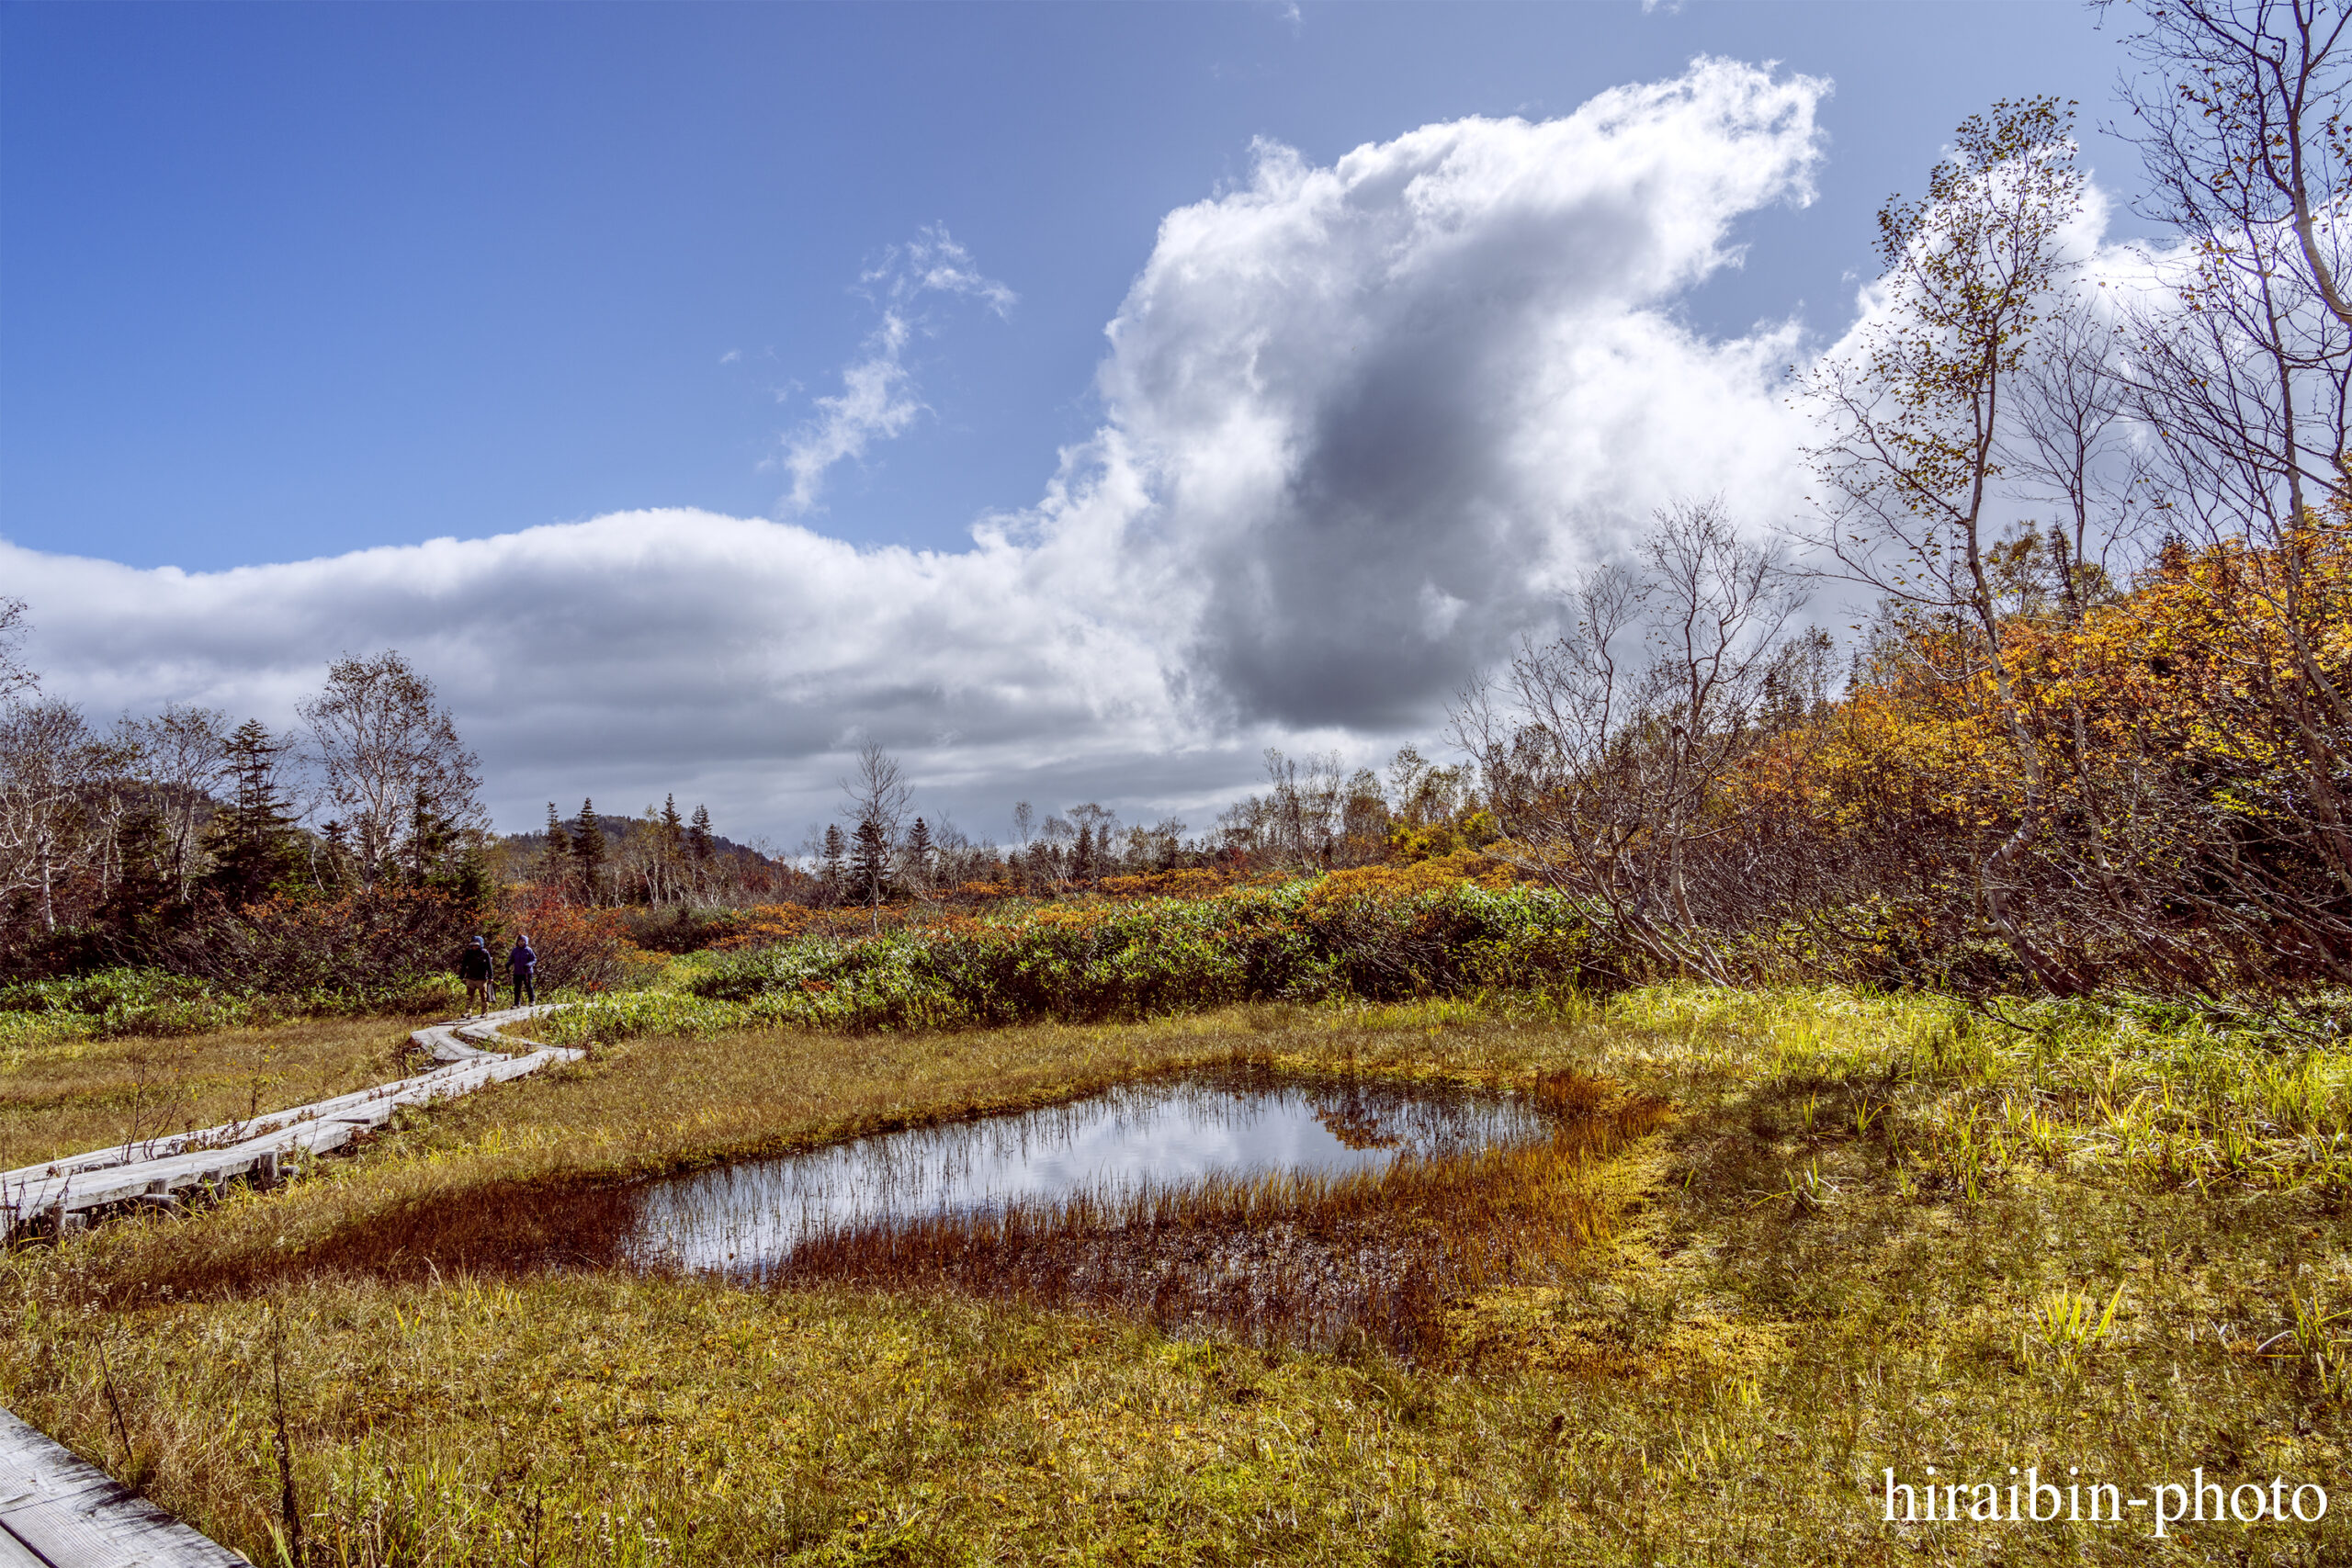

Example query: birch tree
[1800,96,2093,993]
[300,651,482,888]
[2109,0,2352,938]
[0,700,121,930]
[131,703,231,900]
[0,598,32,703]
[1454,500,1807,985]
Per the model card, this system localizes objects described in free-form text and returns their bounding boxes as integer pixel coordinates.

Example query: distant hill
[493,817,785,867]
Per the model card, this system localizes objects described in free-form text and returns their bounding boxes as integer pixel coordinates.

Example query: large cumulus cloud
[1090,57,1823,728]
[3,58,1831,839]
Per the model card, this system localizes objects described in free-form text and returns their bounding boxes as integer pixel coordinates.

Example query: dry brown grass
[0,1014,424,1170]
[13,988,2352,1563]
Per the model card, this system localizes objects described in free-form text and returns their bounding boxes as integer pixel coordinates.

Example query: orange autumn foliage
[1725,514,2352,990]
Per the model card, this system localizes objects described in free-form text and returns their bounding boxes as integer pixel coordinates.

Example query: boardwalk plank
[0,1411,249,1566]
[0,1008,582,1560]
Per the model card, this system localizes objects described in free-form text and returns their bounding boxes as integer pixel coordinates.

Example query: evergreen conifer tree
[820,823,845,903]
[404,782,454,886]
[905,817,933,890]
[543,803,569,885]
[445,841,496,922]
[850,818,891,912]
[204,719,299,907]
[318,819,358,892]
[659,794,686,903]
[105,807,173,934]
[397,783,493,919]
[572,798,605,903]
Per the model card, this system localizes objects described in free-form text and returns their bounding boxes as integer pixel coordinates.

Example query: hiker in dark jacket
[507,935,538,1008]
[457,935,494,1018]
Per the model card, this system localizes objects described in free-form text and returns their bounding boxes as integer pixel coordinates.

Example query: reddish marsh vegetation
[90,1058,1662,1364]
[755,1073,1665,1359]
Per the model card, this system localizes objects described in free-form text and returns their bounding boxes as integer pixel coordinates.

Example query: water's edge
[626,1067,1556,1280]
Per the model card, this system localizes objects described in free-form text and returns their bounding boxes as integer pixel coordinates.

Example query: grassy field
[3,987,2348,1564]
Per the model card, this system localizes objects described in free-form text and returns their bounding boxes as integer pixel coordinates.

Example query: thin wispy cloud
[776,227,1014,515]
[873,228,1017,318]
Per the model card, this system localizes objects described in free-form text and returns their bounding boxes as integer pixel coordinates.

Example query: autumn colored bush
[616,868,1249,959]
[1092,867,1234,899]
[499,887,638,990]
[131,886,478,998]
[1713,520,2352,996]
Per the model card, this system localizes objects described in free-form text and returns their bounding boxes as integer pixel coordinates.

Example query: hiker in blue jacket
[507,934,538,1008]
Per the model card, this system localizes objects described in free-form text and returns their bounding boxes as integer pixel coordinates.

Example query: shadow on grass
[106,1175,639,1305]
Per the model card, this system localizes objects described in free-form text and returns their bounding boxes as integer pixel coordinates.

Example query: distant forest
[0,621,1487,984]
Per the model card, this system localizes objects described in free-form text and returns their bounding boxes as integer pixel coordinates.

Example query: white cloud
[0,512,1182,839]
[8,59,1836,840]
[1061,55,1825,728]
[776,228,1015,514]
[875,228,1018,319]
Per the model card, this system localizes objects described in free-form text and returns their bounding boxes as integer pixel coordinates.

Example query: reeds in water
[739,1073,1664,1358]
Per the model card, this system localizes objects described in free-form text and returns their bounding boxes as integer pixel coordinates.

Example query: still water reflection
[626,1070,1550,1279]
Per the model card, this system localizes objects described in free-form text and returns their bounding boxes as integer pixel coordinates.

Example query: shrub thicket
[669,856,1608,1032]
[0,965,468,1051]
[130,887,477,994]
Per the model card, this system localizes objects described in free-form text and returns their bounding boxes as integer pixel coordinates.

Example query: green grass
[5,986,2350,1563]
[0,967,472,1055]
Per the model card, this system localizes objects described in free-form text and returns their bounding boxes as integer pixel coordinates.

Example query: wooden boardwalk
[0,1005,582,1562]
[0,1409,250,1566]
[3,1004,578,1241]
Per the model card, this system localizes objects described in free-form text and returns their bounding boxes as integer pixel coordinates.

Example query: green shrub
[530,990,752,1046]
[0,966,471,1045]
[677,875,1607,1031]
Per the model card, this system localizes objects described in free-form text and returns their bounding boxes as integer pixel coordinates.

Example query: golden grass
[6,987,2352,1563]
[0,1014,426,1170]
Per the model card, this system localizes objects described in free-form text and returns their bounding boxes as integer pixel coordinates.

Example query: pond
[624,1068,1556,1281]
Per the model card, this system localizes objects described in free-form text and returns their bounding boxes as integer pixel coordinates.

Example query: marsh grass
[64,1005,1632,1306]
[0,1013,432,1170]
[6,986,2352,1563]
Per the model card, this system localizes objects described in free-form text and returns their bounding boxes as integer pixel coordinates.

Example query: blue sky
[1,2,2159,843]
[6,2,2138,570]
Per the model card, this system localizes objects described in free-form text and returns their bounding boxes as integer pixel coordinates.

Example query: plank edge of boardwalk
[3,1007,587,1559]
[0,1407,254,1567]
